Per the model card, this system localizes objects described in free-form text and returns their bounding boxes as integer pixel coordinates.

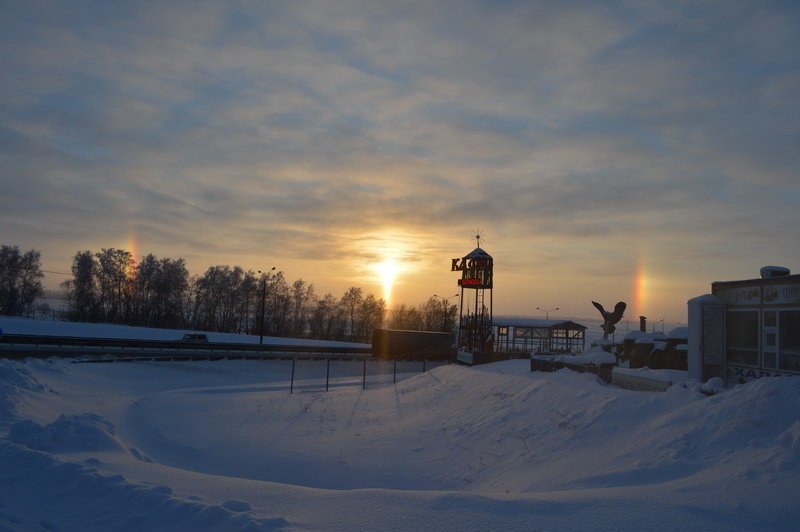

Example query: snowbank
[556,348,616,365]
[0,359,47,430]
[1,318,798,530]
[0,441,288,531]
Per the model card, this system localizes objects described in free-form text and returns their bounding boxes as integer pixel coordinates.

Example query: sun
[354,229,416,307]
[375,259,401,305]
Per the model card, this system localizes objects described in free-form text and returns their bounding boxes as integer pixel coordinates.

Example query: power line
[41,269,72,276]
[1,266,71,276]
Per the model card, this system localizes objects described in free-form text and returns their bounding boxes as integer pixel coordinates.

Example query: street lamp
[258,267,276,345]
[536,306,559,320]
[434,293,459,332]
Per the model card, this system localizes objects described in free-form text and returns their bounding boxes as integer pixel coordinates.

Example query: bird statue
[592,300,627,340]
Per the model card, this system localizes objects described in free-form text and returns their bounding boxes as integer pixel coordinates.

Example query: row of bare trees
[57,248,388,342]
[2,243,458,341]
[62,249,190,329]
[388,299,458,333]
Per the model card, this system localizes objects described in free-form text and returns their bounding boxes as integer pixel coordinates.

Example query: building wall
[690,271,800,384]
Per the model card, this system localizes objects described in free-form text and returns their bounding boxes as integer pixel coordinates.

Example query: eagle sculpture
[592,300,627,339]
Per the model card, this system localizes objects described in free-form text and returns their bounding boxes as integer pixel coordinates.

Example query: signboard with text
[713,279,800,307]
[451,254,493,289]
[713,286,761,306]
[763,284,800,305]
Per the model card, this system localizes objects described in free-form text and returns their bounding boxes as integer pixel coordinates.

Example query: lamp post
[434,293,459,332]
[258,267,276,345]
[536,306,559,320]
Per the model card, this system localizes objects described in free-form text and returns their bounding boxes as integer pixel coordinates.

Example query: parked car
[181,333,209,342]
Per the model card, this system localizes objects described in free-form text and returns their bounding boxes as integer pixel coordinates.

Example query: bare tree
[0,244,45,316]
[192,265,252,332]
[131,253,159,326]
[62,250,98,322]
[309,293,343,340]
[289,279,315,337]
[387,296,458,332]
[95,248,135,323]
[236,270,257,334]
[130,254,190,328]
[156,257,191,329]
[388,304,423,330]
[419,297,442,331]
[266,272,291,336]
[354,294,386,342]
[340,286,363,340]
[420,296,457,332]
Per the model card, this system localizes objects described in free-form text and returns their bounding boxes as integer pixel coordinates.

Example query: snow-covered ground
[0,316,369,348]
[1,317,799,531]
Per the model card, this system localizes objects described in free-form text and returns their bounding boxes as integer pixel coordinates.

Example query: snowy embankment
[1,318,799,530]
[0,315,368,348]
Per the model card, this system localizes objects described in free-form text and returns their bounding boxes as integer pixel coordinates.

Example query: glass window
[764,311,777,327]
[532,328,549,339]
[726,310,758,366]
[779,310,800,372]
[765,332,777,347]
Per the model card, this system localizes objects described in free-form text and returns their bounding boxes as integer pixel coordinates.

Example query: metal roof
[492,318,587,330]
[462,247,493,260]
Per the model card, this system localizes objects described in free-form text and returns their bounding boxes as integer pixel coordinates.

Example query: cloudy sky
[3,0,799,323]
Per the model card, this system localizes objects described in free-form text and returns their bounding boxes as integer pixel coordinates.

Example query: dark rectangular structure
[372,329,455,360]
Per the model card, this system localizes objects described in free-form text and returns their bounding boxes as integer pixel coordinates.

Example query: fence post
[326,358,330,392]
[290,358,296,394]
[362,359,367,389]
[393,359,397,383]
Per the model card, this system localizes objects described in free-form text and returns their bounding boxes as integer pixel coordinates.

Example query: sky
[2,0,799,323]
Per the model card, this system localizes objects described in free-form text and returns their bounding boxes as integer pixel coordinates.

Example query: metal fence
[288,358,450,393]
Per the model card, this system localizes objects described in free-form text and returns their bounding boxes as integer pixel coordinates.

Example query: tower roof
[463,247,492,260]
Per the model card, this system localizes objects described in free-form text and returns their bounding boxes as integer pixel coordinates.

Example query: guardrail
[0,333,372,361]
[0,333,450,394]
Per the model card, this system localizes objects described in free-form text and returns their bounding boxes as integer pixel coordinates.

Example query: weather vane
[472,228,485,248]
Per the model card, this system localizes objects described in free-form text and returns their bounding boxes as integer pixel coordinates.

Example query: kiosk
[689,266,800,384]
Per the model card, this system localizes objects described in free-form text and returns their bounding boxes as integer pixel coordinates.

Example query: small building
[493,318,587,354]
[688,266,800,384]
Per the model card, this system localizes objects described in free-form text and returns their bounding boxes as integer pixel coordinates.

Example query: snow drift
[0,317,798,530]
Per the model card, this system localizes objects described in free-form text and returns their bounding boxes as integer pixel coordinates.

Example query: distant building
[493,318,587,354]
[688,266,800,384]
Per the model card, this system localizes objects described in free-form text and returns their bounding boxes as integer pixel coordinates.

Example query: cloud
[2,0,799,318]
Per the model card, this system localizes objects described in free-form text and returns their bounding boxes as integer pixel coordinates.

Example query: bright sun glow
[375,259,401,305]
[355,229,418,309]
[634,254,647,317]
